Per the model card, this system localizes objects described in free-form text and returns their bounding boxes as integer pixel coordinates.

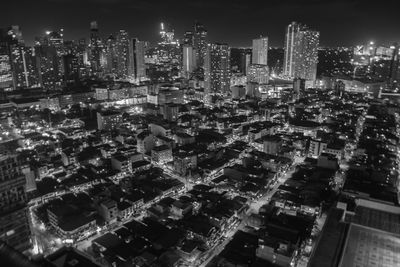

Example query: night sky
[1,0,399,47]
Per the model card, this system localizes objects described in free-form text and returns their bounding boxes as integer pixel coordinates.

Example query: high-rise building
[10,45,29,88]
[128,38,146,80]
[247,64,269,84]
[7,26,24,45]
[284,22,319,81]
[160,22,175,44]
[0,28,16,90]
[116,30,130,77]
[193,22,207,68]
[64,38,89,79]
[89,21,102,74]
[34,37,61,90]
[204,43,230,94]
[252,37,268,65]
[0,154,31,252]
[21,47,39,87]
[46,30,66,83]
[62,54,79,83]
[183,31,194,46]
[0,50,13,90]
[182,45,196,78]
[105,35,117,74]
[389,43,399,85]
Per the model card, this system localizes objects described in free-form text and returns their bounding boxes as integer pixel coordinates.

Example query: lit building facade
[10,45,38,88]
[116,30,130,77]
[0,154,31,252]
[0,28,15,90]
[284,22,319,82]
[34,39,62,90]
[104,35,117,74]
[247,64,269,84]
[183,31,194,46]
[252,37,268,65]
[205,43,231,94]
[193,22,207,68]
[128,38,146,81]
[97,111,123,130]
[183,45,196,77]
[89,21,102,74]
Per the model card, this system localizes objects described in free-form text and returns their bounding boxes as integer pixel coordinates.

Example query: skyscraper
[89,21,102,74]
[389,43,399,85]
[193,22,207,69]
[0,154,31,252]
[0,50,13,90]
[116,30,130,77]
[182,45,196,78]
[34,33,62,90]
[160,22,175,44]
[183,31,194,46]
[204,43,230,94]
[284,22,319,81]
[252,37,268,65]
[128,38,146,81]
[105,35,117,74]
[10,45,30,88]
[62,54,79,83]
[0,27,17,90]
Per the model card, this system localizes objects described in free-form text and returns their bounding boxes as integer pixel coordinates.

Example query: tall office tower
[116,30,130,77]
[105,35,117,74]
[75,38,89,78]
[182,45,196,78]
[193,22,207,68]
[0,154,31,252]
[89,21,102,74]
[183,31,194,46]
[46,30,66,79]
[204,43,230,94]
[0,29,15,90]
[252,37,268,65]
[389,43,399,85]
[284,22,320,81]
[10,45,28,88]
[21,47,39,87]
[62,54,79,83]
[34,35,62,90]
[1,26,37,90]
[160,22,175,44]
[8,26,24,45]
[128,38,146,81]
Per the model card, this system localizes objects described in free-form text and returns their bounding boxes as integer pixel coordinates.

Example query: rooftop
[339,224,400,267]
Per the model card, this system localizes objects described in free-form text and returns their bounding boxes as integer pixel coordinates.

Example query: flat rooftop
[339,224,400,267]
[347,205,400,235]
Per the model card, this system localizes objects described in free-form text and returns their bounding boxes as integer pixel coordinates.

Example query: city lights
[1,2,400,267]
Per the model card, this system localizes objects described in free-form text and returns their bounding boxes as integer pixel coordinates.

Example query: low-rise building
[98,199,118,224]
[151,145,173,164]
[111,154,132,173]
[97,111,122,130]
[263,135,283,155]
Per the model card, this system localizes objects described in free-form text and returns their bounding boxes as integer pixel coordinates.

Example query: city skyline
[2,1,400,267]
[1,0,400,47]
